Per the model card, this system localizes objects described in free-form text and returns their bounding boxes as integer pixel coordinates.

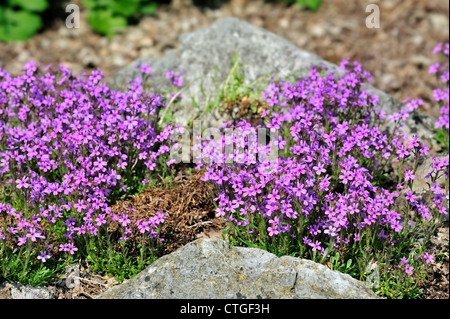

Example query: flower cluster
[0,61,172,263]
[166,70,184,88]
[429,42,449,130]
[199,60,448,274]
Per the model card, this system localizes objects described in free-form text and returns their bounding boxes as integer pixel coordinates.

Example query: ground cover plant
[197,44,449,298]
[0,61,178,285]
[429,42,449,152]
[0,43,448,299]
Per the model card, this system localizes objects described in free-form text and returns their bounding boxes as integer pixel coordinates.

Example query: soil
[0,0,448,299]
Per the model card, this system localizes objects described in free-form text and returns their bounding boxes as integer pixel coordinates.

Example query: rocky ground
[0,0,448,299]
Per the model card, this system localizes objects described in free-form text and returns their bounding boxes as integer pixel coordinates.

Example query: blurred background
[0,0,449,118]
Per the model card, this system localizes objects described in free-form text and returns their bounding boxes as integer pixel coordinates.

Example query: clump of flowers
[429,42,449,150]
[198,60,448,295]
[0,62,172,283]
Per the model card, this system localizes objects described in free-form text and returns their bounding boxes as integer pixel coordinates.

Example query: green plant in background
[0,0,322,43]
[271,0,322,12]
[82,0,158,37]
[295,0,322,11]
[0,0,48,42]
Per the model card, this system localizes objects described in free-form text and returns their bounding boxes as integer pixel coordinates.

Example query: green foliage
[0,0,48,42]
[433,126,449,152]
[80,229,163,282]
[0,0,322,43]
[270,0,323,12]
[82,0,158,37]
[296,0,322,11]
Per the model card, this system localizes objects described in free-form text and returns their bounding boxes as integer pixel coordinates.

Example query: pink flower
[404,169,415,182]
[404,190,417,204]
[422,253,435,264]
[139,64,152,75]
[405,265,414,275]
[309,240,322,252]
[428,62,440,74]
[37,251,51,263]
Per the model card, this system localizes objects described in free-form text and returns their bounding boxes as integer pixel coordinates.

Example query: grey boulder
[109,17,329,129]
[109,17,438,151]
[97,238,380,299]
[4,282,55,299]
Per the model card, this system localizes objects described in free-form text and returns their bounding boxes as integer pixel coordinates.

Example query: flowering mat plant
[0,43,448,299]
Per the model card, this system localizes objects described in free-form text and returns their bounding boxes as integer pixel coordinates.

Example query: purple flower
[165,71,174,79]
[139,64,152,75]
[422,253,434,264]
[404,169,415,182]
[313,162,326,175]
[66,242,78,255]
[428,62,440,74]
[395,145,409,159]
[118,213,131,227]
[338,168,354,185]
[37,251,51,263]
[27,228,45,242]
[16,176,30,189]
[405,264,414,275]
[309,240,322,252]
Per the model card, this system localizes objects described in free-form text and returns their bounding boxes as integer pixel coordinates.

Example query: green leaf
[346,259,353,268]
[112,0,140,17]
[297,0,322,12]
[140,2,157,15]
[87,9,127,37]
[191,97,199,109]
[82,0,112,9]
[9,0,49,12]
[0,9,42,42]
[200,81,207,97]
[82,0,98,8]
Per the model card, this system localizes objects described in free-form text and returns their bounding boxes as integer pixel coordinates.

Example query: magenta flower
[16,176,30,189]
[433,42,443,55]
[338,168,354,185]
[118,213,131,227]
[404,169,415,182]
[395,145,409,159]
[309,240,322,252]
[139,64,152,75]
[313,162,326,175]
[428,62,440,74]
[37,251,51,263]
[405,264,414,276]
[422,253,435,264]
[66,243,78,255]
[400,257,409,265]
[27,228,45,242]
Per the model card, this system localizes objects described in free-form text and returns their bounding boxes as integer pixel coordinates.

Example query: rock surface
[2,282,55,299]
[110,17,329,129]
[97,238,380,299]
[110,17,438,152]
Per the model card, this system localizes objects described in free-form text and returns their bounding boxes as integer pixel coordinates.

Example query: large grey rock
[109,17,438,151]
[110,17,330,129]
[97,238,380,299]
[6,282,55,299]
